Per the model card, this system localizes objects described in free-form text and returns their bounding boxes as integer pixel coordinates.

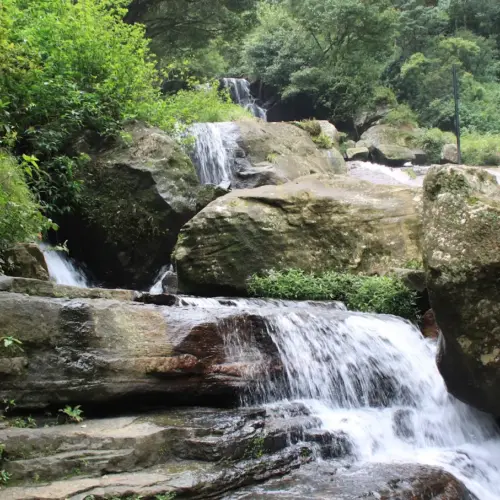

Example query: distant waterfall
[189,122,241,185]
[222,78,267,120]
[40,244,90,288]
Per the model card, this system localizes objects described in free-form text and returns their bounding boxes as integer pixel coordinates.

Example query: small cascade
[40,244,90,288]
[348,160,430,187]
[222,78,267,120]
[179,297,500,500]
[189,122,241,185]
[149,265,177,294]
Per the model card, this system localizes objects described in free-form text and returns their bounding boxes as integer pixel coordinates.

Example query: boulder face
[360,124,426,166]
[66,121,221,290]
[232,120,346,189]
[423,165,500,415]
[0,282,280,411]
[2,244,48,281]
[174,175,422,295]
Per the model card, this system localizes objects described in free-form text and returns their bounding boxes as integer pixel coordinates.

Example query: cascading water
[222,78,267,120]
[189,122,241,185]
[179,297,500,500]
[40,244,90,288]
[348,160,429,187]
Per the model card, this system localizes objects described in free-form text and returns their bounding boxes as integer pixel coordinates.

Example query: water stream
[40,244,90,288]
[222,78,267,120]
[180,297,500,500]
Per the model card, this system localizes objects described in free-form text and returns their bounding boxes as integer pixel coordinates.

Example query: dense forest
[1,0,500,253]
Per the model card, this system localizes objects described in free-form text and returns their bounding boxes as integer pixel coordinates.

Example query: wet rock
[174,174,422,295]
[423,165,500,415]
[0,292,281,411]
[2,244,49,281]
[223,462,477,499]
[422,309,439,339]
[346,147,370,161]
[0,406,314,499]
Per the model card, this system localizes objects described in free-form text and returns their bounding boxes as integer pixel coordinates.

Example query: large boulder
[360,125,426,166]
[174,175,422,295]
[423,165,500,415]
[0,283,280,411]
[1,244,48,281]
[64,121,221,289]
[232,120,346,188]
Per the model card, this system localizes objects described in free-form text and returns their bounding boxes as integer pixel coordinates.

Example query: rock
[317,120,341,145]
[360,125,426,166]
[66,121,222,289]
[223,462,476,499]
[442,143,459,164]
[422,309,439,339]
[345,139,356,149]
[232,120,346,189]
[0,290,282,411]
[423,165,500,415]
[2,244,48,281]
[372,143,417,166]
[326,147,348,174]
[346,147,370,161]
[0,405,323,498]
[174,174,422,295]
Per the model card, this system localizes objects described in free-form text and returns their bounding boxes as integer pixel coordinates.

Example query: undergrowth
[247,269,419,320]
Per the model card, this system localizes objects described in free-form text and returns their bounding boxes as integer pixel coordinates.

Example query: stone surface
[317,120,341,145]
[174,174,422,295]
[422,309,439,339]
[0,404,339,499]
[223,462,476,499]
[232,120,346,189]
[0,292,281,410]
[2,244,49,281]
[65,121,221,290]
[441,143,459,164]
[360,125,426,166]
[346,147,370,161]
[423,165,500,415]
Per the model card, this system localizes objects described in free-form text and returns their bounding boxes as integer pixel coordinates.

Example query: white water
[40,244,90,288]
[189,122,241,185]
[187,298,500,499]
[149,265,175,294]
[222,78,267,120]
[348,160,429,187]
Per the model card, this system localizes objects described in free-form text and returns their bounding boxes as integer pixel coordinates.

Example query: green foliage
[9,416,37,429]
[461,134,500,166]
[248,269,419,320]
[59,405,84,424]
[294,120,322,137]
[245,435,266,459]
[0,152,53,252]
[416,128,450,164]
[312,133,333,149]
[0,469,10,485]
[381,105,419,128]
[0,336,23,352]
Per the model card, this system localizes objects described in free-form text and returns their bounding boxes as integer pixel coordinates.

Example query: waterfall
[184,298,500,500]
[149,264,177,294]
[189,122,241,185]
[40,244,90,288]
[222,78,267,120]
[348,160,430,187]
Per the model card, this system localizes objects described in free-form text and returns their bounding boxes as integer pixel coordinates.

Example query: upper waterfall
[222,78,267,120]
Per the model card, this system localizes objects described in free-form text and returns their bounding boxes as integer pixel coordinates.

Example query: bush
[312,133,333,149]
[461,133,500,166]
[294,120,322,137]
[247,269,419,320]
[381,104,419,128]
[0,151,53,252]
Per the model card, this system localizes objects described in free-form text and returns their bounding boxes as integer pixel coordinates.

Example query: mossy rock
[174,174,421,295]
[423,165,500,415]
[72,122,222,289]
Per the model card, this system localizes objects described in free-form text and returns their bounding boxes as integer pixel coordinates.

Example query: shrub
[381,104,419,128]
[294,119,322,137]
[461,133,500,166]
[312,133,333,149]
[247,269,419,320]
[0,152,53,252]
